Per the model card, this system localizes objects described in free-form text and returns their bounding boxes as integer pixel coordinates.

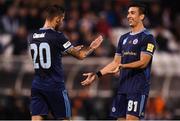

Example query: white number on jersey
[30,42,51,69]
[127,100,138,112]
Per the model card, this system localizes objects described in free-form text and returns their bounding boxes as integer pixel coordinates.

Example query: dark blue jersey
[116,29,156,95]
[28,28,72,91]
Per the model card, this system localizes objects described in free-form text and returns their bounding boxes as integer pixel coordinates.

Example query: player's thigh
[110,93,127,119]
[30,88,49,117]
[45,89,71,119]
[126,93,148,119]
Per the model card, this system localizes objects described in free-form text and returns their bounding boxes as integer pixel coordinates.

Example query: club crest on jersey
[123,38,128,45]
[112,107,116,112]
[133,39,138,45]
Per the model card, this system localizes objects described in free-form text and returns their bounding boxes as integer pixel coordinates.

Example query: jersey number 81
[30,42,51,69]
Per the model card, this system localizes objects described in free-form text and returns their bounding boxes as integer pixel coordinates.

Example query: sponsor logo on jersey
[33,33,46,38]
[63,41,71,49]
[147,43,154,52]
[133,39,138,45]
[123,51,137,56]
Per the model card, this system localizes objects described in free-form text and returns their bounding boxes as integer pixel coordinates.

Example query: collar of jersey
[39,27,55,31]
[130,28,146,35]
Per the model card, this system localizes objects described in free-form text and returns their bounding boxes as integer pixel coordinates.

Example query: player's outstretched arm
[99,54,121,75]
[66,35,103,60]
[81,54,121,86]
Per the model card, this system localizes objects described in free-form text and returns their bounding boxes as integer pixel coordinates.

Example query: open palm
[81,72,97,86]
[90,35,103,49]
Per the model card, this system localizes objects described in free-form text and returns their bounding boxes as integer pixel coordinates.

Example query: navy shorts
[30,88,71,119]
[110,93,148,119]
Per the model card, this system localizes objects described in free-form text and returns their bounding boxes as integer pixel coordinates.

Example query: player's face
[127,7,144,27]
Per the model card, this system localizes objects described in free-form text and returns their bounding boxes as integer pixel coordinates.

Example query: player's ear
[56,20,59,24]
[56,18,60,24]
[54,16,60,24]
[140,14,145,21]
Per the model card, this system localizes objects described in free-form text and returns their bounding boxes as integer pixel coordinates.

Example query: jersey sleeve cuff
[64,45,74,52]
[115,53,121,56]
[141,51,153,56]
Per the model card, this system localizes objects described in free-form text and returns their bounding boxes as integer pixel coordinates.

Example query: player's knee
[58,118,70,121]
[126,114,139,120]
[117,117,126,121]
[31,115,43,121]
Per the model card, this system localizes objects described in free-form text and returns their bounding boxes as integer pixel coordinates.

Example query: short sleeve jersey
[116,29,156,95]
[28,28,72,91]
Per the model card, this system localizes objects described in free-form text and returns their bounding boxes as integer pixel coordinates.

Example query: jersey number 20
[30,42,51,69]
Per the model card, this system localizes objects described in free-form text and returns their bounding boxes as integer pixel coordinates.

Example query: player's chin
[129,24,134,27]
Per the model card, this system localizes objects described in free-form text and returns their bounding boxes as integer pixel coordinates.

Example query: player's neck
[43,20,55,30]
[131,23,145,34]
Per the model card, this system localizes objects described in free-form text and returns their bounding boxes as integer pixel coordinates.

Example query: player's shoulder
[120,32,130,40]
[142,29,154,38]
[40,28,67,39]
[55,31,66,38]
[122,32,130,38]
[45,29,66,39]
[141,29,156,45]
[27,30,37,41]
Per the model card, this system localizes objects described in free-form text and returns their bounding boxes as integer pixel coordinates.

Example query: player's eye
[131,11,135,14]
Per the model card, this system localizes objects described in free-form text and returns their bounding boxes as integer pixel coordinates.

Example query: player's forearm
[67,46,94,60]
[78,46,94,60]
[100,61,119,75]
[121,60,147,69]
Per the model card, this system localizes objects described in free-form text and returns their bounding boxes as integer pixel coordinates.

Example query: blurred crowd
[0,94,30,120]
[0,0,180,57]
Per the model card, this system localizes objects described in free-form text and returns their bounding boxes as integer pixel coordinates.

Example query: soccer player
[81,3,156,120]
[28,5,103,120]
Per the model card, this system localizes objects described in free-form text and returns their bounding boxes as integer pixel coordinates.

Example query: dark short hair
[128,3,146,15]
[45,5,65,20]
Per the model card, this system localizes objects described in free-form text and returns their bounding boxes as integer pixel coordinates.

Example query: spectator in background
[0,43,3,54]
[154,95,165,119]
[17,5,29,28]
[173,15,180,44]
[27,7,42,31]
[153,25,179,53]
[149,2,162,28]
[96,12,111,38]
[0,0,7,16]
[6,25,28,55]
[146,97,156,119]
[0,5,19,34]
[162,8,172,29]
[12,25,28,55]
[79,0,91,15]
[154,25,171,52]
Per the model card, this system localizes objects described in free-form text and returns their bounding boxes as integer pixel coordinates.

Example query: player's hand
[108,66,120,74]
[81,72,97,86]
[90,35,103,49]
